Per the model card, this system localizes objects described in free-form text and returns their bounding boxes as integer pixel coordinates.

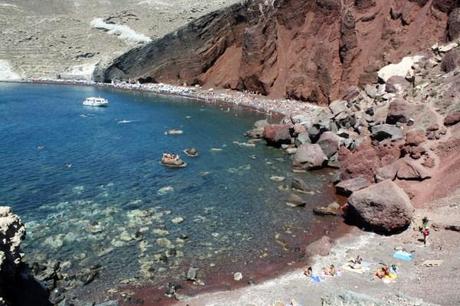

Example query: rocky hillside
[0,0,239,80]
[99,0,460,105]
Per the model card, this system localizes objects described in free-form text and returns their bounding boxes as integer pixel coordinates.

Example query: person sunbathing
[303,266,312,277]
[375,265,390,279]
[323,264,336,276]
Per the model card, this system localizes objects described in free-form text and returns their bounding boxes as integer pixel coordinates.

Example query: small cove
[0,83,341,303]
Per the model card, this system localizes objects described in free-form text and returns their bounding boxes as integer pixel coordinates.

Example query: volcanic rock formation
[99,0,458,104]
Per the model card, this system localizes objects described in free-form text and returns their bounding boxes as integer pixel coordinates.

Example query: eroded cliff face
[99,0,458,105]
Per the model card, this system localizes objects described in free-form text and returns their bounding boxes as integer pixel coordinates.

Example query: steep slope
[99,0,458,105]
[0,0,240,80]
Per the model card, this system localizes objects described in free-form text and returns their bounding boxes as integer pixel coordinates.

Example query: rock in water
[263,124,292,147]
[292,144,327,170]
[347,180,414,234]
[286,194,307,207]
[186,267,198,281]
[233,272,243,281]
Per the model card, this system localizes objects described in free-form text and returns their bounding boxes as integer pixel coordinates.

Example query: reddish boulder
[339,143,380,182]
[396,159,431,180]
[444,111,460,126]
[347,180,414,234]
[335,176,371,196]
[293,143,328,170]
[263,124,292,146]
[386,98,411,124]
[304,236,333,258]
[405,129,427,146]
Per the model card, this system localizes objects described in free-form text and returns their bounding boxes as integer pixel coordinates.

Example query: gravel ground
[176,189,460,306]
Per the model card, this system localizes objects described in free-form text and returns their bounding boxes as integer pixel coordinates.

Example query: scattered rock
[385,76,410,94]
[335,176,371,196]
[292,144,328,170]
[441,49,460,73]
[233,272,243,281]
[313,202,341,216]
[347,180,414,234]
[448,8,460,41]
[371,124,403,141]
[286,194,307,207]
[386,98,411,124]
[171,217,184,224]
[317,132,341,158]
[263,124,292,147]
[186,267,198,281]
[396,159,431,180]
[444,111,460,126]
[291,177,311,193]
[405,129,427,146]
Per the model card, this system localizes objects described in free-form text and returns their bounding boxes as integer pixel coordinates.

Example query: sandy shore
[176,189,460,306]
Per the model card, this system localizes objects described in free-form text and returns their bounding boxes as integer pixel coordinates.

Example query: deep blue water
[0,83,337,297]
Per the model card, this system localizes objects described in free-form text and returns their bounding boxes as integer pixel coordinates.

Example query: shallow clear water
[0,83,337,298]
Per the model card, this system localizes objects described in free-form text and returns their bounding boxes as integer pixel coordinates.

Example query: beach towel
[393,250,413,261]
[310,275,321,283]
[342,264,369,274]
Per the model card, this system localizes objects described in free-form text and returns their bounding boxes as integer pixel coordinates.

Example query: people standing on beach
[421,217,430,246]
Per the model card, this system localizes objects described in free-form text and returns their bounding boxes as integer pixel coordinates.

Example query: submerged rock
[286,194,307,207]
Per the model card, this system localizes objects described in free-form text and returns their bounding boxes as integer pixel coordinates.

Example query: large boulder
[376,159,431,182]
[317,132,341,158]
[263,124,292,146]
[293,144,328,170]
[347,180,414,234]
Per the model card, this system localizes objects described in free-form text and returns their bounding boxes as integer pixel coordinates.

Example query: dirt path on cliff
[176,189,460,306]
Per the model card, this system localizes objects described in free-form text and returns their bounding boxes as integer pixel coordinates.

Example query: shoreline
[1,78,326,117]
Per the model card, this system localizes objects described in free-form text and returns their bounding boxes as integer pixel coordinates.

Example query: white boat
[83,97,109,107]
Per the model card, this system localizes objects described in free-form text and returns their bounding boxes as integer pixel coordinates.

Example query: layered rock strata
[99,0,456,104]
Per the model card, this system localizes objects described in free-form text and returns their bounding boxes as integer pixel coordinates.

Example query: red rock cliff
[98,0,458,105]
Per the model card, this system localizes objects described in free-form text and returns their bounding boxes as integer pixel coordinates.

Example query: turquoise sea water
[0,83,337,299]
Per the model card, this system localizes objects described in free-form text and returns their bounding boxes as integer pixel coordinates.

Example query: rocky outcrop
[347,180,414,234]
[0,207,26,304]
[98,0,451,104]
[0,207,51,306]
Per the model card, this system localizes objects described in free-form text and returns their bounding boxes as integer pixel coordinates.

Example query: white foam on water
[90,18,152,45]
